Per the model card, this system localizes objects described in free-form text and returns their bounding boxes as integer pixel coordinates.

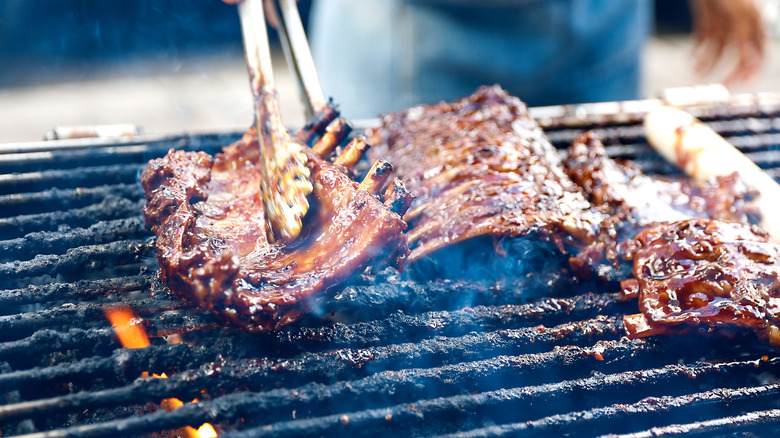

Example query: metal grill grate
[3,99,780,437]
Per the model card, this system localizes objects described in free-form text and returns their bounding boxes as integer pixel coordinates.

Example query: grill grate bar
[0,311,221,368]
[0,164,144,195]
[0,140,228,174]
[228,317,624,389]
[619,159,780,182]
[143,311,222,337]
[0,274,148,307]
[0,342,223,395]
[606,409,780,438]
[0,145,153,172]
[0,183,141,219]
[224,358,780,438]
[0,132,241,156]
[0,316,623,394]
[547,125,644,147]
[0,340,659,423]
[0,327,119,372]
[0,240,154,287]
[0,217,148,264]
[547,124,780,153]
[0,292,622,369]
[560,137,780,178]
[0,298,190,344]
[0,197,143,240]
[443,382,780,438]
[535,98,780,131]
[317,279,618,321]
[258,292,628,355]
[7,340,652,438]
[0,327,116,365]
[624,134,780,158]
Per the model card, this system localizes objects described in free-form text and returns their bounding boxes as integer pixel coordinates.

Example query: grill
[4,94,780,437]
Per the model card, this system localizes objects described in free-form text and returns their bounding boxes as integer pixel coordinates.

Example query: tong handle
[273,0,327,119]
[239,0,275,94]
[238,0,312,243]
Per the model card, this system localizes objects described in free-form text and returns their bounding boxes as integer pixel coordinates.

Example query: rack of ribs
[564,131,759,281]
[368,86,604,283]
[141,117,411,331]
[621,218,780,348]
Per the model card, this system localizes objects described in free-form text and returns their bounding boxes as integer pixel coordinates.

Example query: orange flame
[104,307,150,348]
[104,307,218,437]
[196,423,218,438]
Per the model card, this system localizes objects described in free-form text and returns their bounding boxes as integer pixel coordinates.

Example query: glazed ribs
[369,86,604,279]
[141,123,410,331]
[622,219,780,348]
[563,132,778,347]
[564,131,759,280]
[141,83,773,342]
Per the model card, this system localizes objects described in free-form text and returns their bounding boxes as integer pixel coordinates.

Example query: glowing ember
[196,423,218,438]
[161,396,185,412]
[104,307,218,437]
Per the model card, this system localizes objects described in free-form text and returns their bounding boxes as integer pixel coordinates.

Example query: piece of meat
[141,124,411,331]
[621,218,780,348]
[368,86,604,275]
[565,131,758,226]
[565,131,759,280]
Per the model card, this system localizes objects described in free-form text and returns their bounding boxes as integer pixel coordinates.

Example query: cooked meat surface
[565,131,759,279]
[565,131,757,226]
[141,127,410,331]
[369,86,603,265]
[622,218,780,347]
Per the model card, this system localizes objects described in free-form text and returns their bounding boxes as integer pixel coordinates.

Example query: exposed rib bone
[334,136,370,169]
[358,160,395,195]
[294,101,339,145]
[312,118,351,157]
[383,178,414,216]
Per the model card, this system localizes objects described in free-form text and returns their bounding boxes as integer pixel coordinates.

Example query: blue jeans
[309,0,652,119]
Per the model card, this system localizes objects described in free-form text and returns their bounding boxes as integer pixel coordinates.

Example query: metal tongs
[271,0,327,120]
[237,0,315,243]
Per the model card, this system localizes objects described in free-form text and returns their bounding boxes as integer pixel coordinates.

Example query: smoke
[406,233,580,305]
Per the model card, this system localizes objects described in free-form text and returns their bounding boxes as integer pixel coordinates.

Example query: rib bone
[384,178,414,216]
[359,159,395,195]
[294,101,339,145]
[313,118,352,157]
[334,136,370,169]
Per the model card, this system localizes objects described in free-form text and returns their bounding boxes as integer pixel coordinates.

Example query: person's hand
[689,0,767,86]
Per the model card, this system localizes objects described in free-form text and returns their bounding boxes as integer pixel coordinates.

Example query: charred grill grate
[3,100,780,437]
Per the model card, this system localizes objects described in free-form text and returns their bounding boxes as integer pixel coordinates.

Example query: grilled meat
[369,86,603,280]
[622,218,780,348]
[141,125,410,331]
[565,132,757,225]
[565,131,759,280]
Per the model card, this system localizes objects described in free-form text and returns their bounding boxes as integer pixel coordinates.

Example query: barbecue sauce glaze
[141,127,408,331]
[370,85,604,266]
[622,219,780,347]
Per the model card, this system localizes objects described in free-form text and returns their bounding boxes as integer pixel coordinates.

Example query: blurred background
[0,0,779,143]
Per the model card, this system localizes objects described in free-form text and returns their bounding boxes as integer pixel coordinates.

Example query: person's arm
[689,0,767,85]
